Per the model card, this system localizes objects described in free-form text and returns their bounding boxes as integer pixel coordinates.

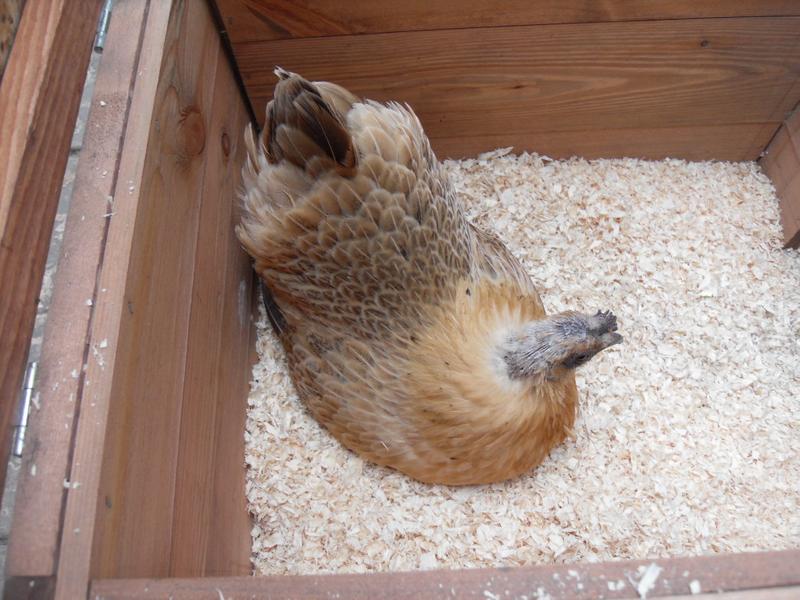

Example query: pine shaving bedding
[245,152,800,575]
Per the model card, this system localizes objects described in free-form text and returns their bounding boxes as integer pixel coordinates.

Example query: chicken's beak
[601,332,624,348]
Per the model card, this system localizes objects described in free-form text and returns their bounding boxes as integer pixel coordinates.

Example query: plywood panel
[5,0,150,581]
[91,549,800,599]
[234,17,800,161]
[214,0,800,43]
[0,0,104,497]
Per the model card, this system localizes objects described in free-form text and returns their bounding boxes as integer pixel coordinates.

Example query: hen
[237,69,622,485]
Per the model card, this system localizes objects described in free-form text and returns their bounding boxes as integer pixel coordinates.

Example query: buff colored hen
[237,69,622,485]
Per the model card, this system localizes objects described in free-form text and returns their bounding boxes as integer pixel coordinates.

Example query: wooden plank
[777,177,800,247]
[761,110,800,248]
[202,265,255,576]
[4,0,150,581]
[0,0,104,497]
[234,17,800,163]
[200,93,255,577]
[213,0,800,43]
[761,124,796,194]
[90,549,800,599]
[89,0,223,579]
[89,586,800,600]
[168,31,253,576]
[53,1,177,597]
[432,123,777,161]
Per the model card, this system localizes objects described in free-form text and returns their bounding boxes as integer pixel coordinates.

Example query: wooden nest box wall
[2,1,799,598]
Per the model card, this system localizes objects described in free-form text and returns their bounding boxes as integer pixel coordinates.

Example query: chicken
[237,69,622,485]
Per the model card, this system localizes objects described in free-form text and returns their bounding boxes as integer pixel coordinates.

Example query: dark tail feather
[260,279,287,337]
[265,67,357,177]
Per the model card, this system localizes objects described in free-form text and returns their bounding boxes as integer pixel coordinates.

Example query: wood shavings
[246,153,800,576]
[635,563,663,598]
[608,580,626,591]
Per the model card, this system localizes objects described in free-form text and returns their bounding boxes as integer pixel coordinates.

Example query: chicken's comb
[593,310,618,333]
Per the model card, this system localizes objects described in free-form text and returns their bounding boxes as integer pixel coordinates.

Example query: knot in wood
[221,131,230,158]
[178,106,205,157]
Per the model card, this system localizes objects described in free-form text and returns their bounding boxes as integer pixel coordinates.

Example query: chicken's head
[503,310,622,380]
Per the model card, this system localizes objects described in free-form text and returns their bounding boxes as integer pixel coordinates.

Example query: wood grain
[89,0,222,579]
[168,31,253,577]
[90,549,800,600]
[234,17,800,161]
[761,109,800,248]
[54,1,176,597]
[213,0,800,43]
[0,0,104,499]
[4,0,150,581]
[200,120,255,577]
[53,0,254,596]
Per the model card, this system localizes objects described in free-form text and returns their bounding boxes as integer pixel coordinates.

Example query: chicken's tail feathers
[274,66,293,80]
[265,68,359,177]
[242,123,264,190]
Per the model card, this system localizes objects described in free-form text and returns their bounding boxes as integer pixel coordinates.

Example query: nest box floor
[245,151,800,576]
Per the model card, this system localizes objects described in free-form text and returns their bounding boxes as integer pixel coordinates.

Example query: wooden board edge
[760,113,800,248]
[205,0,258,126]
[90,586,800,600]
[431,123,779,162]
[90,549,800,599]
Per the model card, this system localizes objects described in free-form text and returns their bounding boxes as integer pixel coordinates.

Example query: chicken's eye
[565,352,592,369]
